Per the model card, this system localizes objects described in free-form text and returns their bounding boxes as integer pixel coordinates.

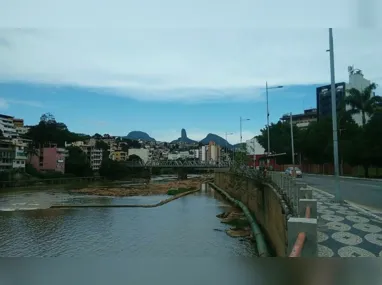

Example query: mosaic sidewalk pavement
[314,189,382,257]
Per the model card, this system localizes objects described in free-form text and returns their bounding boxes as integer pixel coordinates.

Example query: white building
[246,138,265,155]
[128,148,149,163]
[168,153,179,160]
[12,139,27,170]
[0,114,18,138]
[346,70,373,126]
[201,145,208,162]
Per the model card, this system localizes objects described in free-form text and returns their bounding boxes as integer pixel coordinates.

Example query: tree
[26,113,88,147]
[99,159,128,180]
[256,121,302,165]
[127,154,143,163]
[345,83,382,126]
[65,146,93,177]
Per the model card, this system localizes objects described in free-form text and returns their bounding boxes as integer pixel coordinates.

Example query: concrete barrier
[287,217,318,257]
[214,172,290,256]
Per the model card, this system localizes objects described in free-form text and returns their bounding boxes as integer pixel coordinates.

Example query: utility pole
[329,28,342,203]
[266,82,270,157]
[290,113,295,177]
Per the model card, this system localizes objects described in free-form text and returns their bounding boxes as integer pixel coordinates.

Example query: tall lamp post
[240,117,250,144]
[328,28,342,203]
[225,132,234,163]
[290,113,296,177]
[265,82,284,157]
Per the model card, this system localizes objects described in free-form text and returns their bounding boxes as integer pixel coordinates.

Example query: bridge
[124,160,231,168]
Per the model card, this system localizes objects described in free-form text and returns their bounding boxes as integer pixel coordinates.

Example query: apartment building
[201,145,208,162]
[0,114,18,138]
[280,109,317,129]
[316,67,374,126]
[0,139,15,172]
[207,141,220,162]
[12,139,27,170]
[113,151,128,161]
[80,146,102,171]
[30,144,66,173]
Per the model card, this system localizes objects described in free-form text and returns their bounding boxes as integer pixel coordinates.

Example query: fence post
[287,217,318,257]
[299,199,318,219]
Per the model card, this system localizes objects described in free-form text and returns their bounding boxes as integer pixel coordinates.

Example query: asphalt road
[302,174,382,211]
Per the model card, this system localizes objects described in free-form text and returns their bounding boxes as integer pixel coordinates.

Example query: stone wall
[214,171,289,257]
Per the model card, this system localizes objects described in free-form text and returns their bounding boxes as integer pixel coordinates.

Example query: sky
[0,0,381,144]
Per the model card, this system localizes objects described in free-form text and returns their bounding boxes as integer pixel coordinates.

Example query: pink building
[30,146,66,173]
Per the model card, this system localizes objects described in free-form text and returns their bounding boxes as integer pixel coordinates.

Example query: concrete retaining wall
[214,171,289,257]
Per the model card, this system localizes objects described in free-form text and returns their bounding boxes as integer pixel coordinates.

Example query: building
[12,139,27,170]
[346,69,373,125]
[30,145,66,173]
[168,153,179,160]
[316,82,346,121]
[201,146,208,162]
[245,138,265,155]
[13,118,24,128]
[128,148,149,163]
[316,67,374,126]
[280,108,317,129]
[0,114,18,138]
[84,147,103,171]
[207,141,220,162]
[113,151,127,161]
[0,139,15,172]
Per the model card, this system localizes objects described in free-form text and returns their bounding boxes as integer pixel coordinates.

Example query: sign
[57,159,64,163]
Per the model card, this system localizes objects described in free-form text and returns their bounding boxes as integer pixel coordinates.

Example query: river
[0,182,280,284]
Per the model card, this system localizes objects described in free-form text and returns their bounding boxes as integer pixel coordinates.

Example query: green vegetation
[255,83,382,177]
[167,187,195,195]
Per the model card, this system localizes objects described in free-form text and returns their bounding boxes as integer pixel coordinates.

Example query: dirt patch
[71,177,204,197]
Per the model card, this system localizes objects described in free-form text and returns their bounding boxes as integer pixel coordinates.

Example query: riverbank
[71,177,207,197]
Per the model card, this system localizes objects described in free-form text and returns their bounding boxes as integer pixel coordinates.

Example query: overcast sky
[0,0,381,142]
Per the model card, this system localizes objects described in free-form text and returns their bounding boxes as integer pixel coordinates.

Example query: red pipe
[289,206,311,257]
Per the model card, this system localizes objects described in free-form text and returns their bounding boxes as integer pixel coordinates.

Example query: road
[302,174,382,211]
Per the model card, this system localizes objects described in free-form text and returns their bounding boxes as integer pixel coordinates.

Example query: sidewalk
[314,189,382,257]
[305,173,382,182]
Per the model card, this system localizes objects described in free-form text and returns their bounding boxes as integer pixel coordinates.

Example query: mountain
[199,133,233,149]
[171,128,198,144]
[125,131,156,142]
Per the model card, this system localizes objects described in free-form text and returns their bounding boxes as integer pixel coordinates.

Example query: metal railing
[266,171,318,257]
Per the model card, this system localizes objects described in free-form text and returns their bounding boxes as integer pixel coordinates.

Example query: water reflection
[0,184,256,258]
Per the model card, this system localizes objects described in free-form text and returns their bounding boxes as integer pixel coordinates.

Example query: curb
[208,182,270,257]
[304,173,382,182]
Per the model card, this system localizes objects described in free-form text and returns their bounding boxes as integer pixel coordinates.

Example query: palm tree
[345,83,382,126]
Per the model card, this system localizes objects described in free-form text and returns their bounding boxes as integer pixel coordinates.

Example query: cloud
[0,98,43,108]
[0,98,9,109]
[0,1,381,102]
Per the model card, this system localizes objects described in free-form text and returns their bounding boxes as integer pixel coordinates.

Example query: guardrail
[267,171,318,257]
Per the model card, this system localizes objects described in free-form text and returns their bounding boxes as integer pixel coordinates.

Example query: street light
[225,132,234,162]
[266,82,283,156]
[328,28,342,203]
[240,117,250,144]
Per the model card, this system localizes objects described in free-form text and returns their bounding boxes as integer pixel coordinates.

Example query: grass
[166,187,196,195]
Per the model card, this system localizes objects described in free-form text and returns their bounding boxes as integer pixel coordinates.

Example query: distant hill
[199,133,233,149]
[171,129,198,144]
[125,131,156,142]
